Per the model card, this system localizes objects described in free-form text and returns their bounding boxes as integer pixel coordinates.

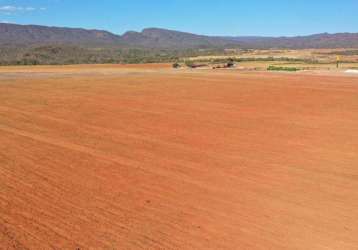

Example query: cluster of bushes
[267,65,300,71]
[326,50,358,56]
[0,46,177,66]
[174,58,236,69]
[186,57,318,65]
[172,62,181,68]
[0,46,236,66]
[0,46,111,65]
[0,45,319,66]
[184,61,209,68]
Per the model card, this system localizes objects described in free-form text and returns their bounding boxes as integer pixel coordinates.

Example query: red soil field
[1,65,358,249]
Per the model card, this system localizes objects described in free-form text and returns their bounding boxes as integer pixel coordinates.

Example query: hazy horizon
[1,22,358,39]
[0,0,357,37]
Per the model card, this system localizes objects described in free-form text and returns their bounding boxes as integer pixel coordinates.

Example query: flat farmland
[1,65,358,249]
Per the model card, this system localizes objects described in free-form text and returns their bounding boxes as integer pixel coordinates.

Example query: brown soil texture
[1,65,358,249]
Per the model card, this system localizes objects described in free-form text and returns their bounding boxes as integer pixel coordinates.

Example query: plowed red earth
[1,65,358,249]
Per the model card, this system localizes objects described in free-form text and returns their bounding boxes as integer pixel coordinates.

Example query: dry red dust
[1,66,358,249]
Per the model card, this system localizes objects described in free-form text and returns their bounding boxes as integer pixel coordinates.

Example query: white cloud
[0,5,46,13]
[0,6,19,11]
[24,7,36,11]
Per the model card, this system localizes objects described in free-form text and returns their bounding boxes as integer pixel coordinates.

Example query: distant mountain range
[1,23,358,49]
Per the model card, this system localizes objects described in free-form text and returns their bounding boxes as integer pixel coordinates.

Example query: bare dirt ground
[191,48,358,63]
[1,64,358,249]
[189,48,358,71]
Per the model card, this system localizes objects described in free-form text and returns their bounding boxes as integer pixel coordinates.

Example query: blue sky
[0,0,357,36]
